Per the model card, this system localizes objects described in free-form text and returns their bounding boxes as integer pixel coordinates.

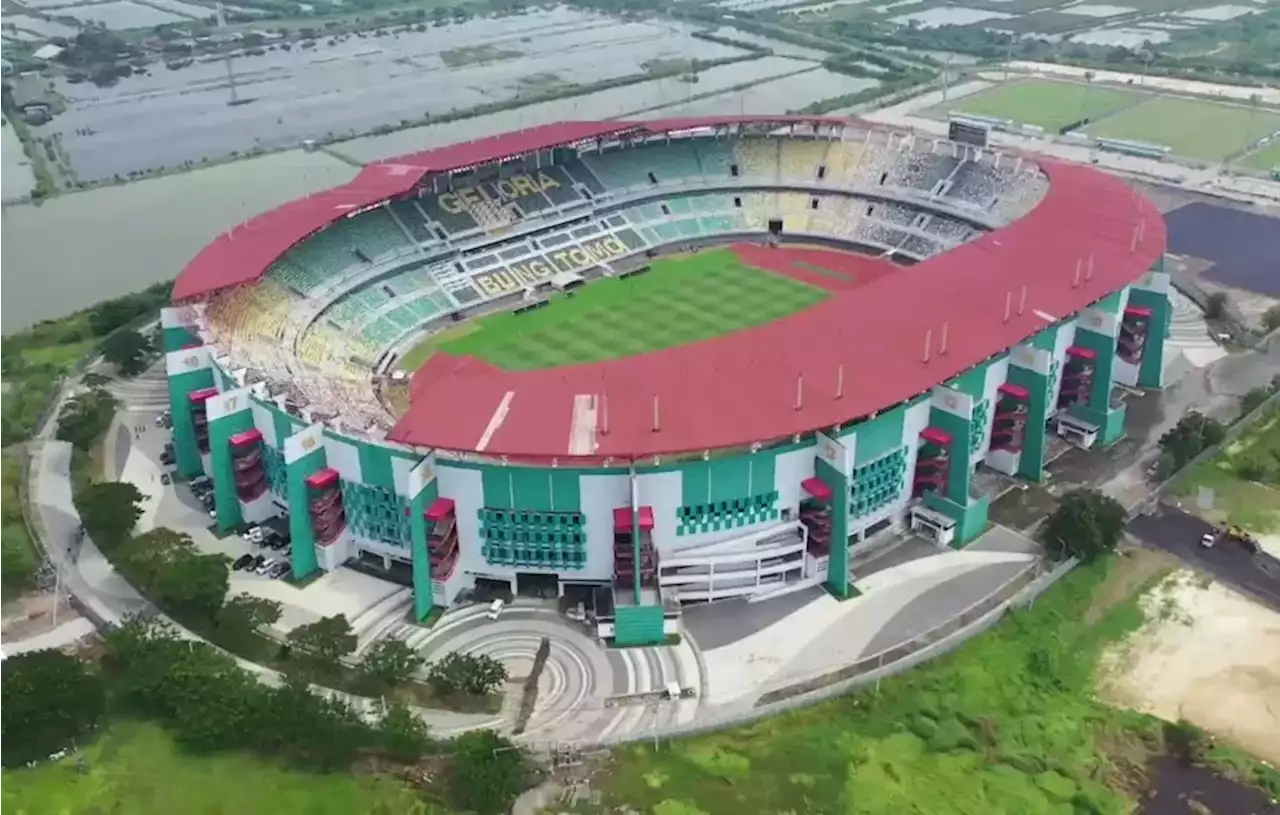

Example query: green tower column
[406,456,439,620]
[922,388,990,546]
[1070,321,1126,447]
[164,347,215,480]
[206,386,255,532]
[284,423,327,580]
[815,431,852,598]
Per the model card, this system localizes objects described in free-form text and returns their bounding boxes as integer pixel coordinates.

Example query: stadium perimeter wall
[161,259,1171,618]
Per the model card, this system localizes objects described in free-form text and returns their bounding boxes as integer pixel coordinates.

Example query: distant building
[10,73,52,124]
[32,43,65,61]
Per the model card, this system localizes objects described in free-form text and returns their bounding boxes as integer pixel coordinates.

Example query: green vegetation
[1173,404,1280,533]
[2,650,106,768]
[929,79,1146,132]
[439,44,522,68]
[1237,139,1280,171]
[1084,96,1280,161]
[410,249,827,371]
[3,722,428,815]
[1,453,40,595]
[592,556,1279,814]
[1042,489,1126,563]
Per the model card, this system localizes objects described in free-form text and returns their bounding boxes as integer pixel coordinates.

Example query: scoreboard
[948,119,990,149]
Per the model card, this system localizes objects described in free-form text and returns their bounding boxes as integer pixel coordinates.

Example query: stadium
[164,115,1169,646]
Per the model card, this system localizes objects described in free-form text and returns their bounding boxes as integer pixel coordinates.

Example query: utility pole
[217,1,239,106]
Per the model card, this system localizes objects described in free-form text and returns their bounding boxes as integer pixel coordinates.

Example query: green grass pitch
[928,79,1147,132]
[1234,138,1280,171]
[400,248,828,372]
[1084,96,1280,161]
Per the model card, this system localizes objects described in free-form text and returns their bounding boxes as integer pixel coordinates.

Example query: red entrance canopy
[920,426,953,447]
[613,506,654,532]
[1124,305,1153,319]
[801,477,833,501]
[425,497,455,521]
[998,383,1030,401]
[229,428,263,447]
[1066,344,1097,361]
[188,387,218,403]
[305,467,339,489]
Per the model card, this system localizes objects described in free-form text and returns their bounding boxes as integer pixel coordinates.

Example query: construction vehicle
[1202,524,1261,554]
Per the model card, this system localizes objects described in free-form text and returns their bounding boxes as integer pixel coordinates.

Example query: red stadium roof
[172,117,1166,460]
[173,116,846,300]
[387,158,1166,459]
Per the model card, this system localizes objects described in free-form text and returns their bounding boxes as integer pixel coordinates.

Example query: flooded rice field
[34,7,745,181]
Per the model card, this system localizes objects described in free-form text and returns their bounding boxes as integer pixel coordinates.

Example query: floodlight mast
[217,1,239,106]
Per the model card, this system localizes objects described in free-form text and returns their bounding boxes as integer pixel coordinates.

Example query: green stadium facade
[162,265,1168,644]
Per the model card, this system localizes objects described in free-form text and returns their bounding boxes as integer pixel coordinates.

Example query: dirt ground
[1099,570,1280,766]
[1,591,79,641]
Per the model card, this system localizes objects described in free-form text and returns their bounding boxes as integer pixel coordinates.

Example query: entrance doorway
[517,571,559,599]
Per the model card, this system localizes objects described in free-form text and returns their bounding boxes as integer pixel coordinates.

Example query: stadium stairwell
[164,346,216,480]
[920,385,990,547]
[206,386,257,531]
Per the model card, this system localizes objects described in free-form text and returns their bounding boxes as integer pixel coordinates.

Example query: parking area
[1127,506,1280,611]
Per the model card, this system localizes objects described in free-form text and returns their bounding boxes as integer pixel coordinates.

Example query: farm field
[588,557,1280,815]
[0,722,431,815]
[1237,139,1280,171]
[401,248,828,371]
[1084,96,1280,161]
[926,78,1146,131]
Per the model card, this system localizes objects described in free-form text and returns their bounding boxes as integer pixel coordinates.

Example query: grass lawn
[931,79,1146,132]
[1172,409,1280,533]
[1,722,435,815]
[2,452,41,593]
[402,249,828,371]
[1085,96,1280,161]
[584,555,1276,815]
[1236,139,1280,171]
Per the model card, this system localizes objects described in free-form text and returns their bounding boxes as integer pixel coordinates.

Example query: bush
[1042,489,1126,562]
[426,651,508,698]
[1,650,106,767]
[449,729,529,815]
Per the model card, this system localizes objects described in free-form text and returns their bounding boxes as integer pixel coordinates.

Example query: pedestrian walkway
[4,617,96,655]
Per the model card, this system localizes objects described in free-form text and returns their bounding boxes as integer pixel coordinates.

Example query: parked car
[266,561,291,579]
[1200,532,1217,548]
[232,554,254,571]
[160,473,171,485]
[156,411,171,427]
[486,598,506,620]
[267,537,289,551]
[159,451,175,466]
[251,554,266,571]
[242,526,263,543]
[255,558,276,576]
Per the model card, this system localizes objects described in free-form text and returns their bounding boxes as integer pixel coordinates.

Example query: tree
[1042,489,1126,562]
[1262,304,1280,333]
[153,550,231,622]
[375,702,432,763]
[1157,411,1226,475]
[56,388,118,451]
[426,651,508,698]
[449,729,528,815]
[217,592,282,642]
[114,526,195,586]
[74,481,144,549]
[100,329,152,377]
[360,639,424,691]
[1,650,106,767]
[287,614,357,668]
[1239,386,1272,417]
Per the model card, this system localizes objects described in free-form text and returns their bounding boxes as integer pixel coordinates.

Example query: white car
[1200,532,1216,548]
[486,599,505,620]
[243,527,263,543]
[255,558,276,575]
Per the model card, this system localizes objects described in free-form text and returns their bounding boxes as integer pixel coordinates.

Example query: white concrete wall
[636,469,682,554]
[240,491,278,525]
[579,472,631,582]
[775,444,816,519]
[323,434,362,482]
[252,401,276,448]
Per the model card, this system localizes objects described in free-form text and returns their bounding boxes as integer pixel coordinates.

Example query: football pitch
[1238,140,1280,171]
[1084,96,1280,161]
[929,79,1146,132]
[400,248,828,371]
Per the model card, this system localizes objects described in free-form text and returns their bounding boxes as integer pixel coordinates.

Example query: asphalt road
[1127,506,1280,611]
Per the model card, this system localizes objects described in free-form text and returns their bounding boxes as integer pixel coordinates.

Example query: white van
[486,599,505,620]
